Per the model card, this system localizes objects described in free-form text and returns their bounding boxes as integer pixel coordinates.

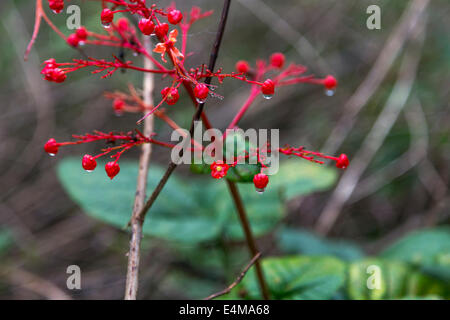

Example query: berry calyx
[48,0,64,14]
[253,173,269,192]
[138,18,155,36]
[113,98,125,115]
[161,87,180,105]
[261,79,275,96]
[154,23,169,40]
[105,161,120,180]
[236,60,250,74]
[167,10,183,25]
[66,33,80,47]
[210,161,229,179]
[101,8,114,26]
[44,138,59,155]
[270,52,285,68]
[76,27,88,41]
[194,83,209,102]
[323,75,338,90]
[335,153,349,169]
[82,154,97,171]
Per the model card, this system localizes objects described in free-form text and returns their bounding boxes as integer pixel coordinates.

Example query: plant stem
[124,37,155,300]
[135,0,232,223]
[226,180,270,300]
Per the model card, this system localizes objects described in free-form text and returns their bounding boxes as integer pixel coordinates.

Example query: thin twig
[226,181,270,299]
[316,12,427,234]
[124,36,155,300]
[204,253,261,300]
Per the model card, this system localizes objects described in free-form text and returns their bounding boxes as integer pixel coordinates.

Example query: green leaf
[276,227,365,261]
[347,258,449,300]
[236,256,346,300]
[381,227,450,281]
[58,157,337,243]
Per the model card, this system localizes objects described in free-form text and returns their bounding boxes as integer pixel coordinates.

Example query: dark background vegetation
[0,0,448,299]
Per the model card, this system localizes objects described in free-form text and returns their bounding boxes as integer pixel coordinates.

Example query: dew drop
[263,94,273,100]
[52,9,62,14]
[79,41,86,47]
[48,153,56,157]
[133,52,139,57]
[102,22,111,29]
[325,89,335,97]
[255,187,265,194]
[196,97,206,104]
[86,170,94,173]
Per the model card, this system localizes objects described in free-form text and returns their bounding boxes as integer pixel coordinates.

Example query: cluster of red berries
[48,0,64,14]
[41,58,66,83]
[101,7,182,30]
[66,27,88,48]
[210,161,269,192]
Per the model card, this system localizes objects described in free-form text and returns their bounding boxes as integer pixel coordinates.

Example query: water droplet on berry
[52,9,62,14]
[196,97,207,104]
[48,153,56,157]
[255,187,265,194]
[86,170,94,173]
[325,89,335,96]
[263,94,273,100]
[79,41,86,46]
[102,22,111,29]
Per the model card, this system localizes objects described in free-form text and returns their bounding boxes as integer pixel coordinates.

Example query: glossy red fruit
[154,23,169,40]
[161,87,180,105]
[76,27,88,40]
[44,138,59,155]
[167,10,183,25]
[66,33,80,47]
[82,154,97,171]
[138,18,155,35]
[194,84,209,101]
[261,79,275,96]
[323,75,338,90]
[101,8,114,26]
[48,0,64,14]
[105,162,120,179]
[235,60,250,73]
[335,154,349,169]
[253,173,269,191]
[113,98,125,115]
[117,18,129,31]
[270,52,285,68]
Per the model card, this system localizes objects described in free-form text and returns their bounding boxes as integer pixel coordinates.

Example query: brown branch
[204,253,261,300]
[134,0,232,224]
[124,36,155,300]
[226,181,270,299]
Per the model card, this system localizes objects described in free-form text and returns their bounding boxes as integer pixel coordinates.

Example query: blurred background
[0,0,448,299]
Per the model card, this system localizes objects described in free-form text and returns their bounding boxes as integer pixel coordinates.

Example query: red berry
[323,75,337,90]
[48,0,64,14]
[105,162,120,179]
[101,8,114,26]
[117,18,129,31]
[113,98,125,115]
[335,154,349,169]
[270,52,285,68]
[167,10,183,25]
[44,138,59,155]
[161,87,180,105]
[76,27,88,40]
[261,79,275,96]
[66,33,80,47]
[154,23,169,40]
[194,84,209,101]
[138,18,155,35]
[236,60,250,73]
[51,68,67,83]
[253,173,269,191]
[82,155,97,171]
